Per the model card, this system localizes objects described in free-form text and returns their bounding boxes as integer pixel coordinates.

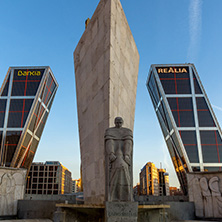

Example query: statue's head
[114,117,123,128]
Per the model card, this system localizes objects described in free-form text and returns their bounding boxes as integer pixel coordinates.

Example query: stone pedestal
[105,202,138,222]
[53,207,66,222]
[54,204,105,222]
[0,167,26,216]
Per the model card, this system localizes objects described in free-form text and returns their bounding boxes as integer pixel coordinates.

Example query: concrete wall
[138,209,167,222]
[18,200,62,220]
[18,199,194,221]
[3,220,52,222]
[134,195,195,221]
[24,194,76,203]
[137,202,195,222]
[54,207,104,222]
[134,195,189,204]
[166,202,195,221]
[74,0,139,204]
[53,202,195,222]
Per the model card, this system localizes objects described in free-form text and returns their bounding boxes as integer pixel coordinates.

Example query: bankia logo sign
[14,69,45,77]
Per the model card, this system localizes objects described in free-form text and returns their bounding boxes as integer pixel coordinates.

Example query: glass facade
[0,67,58,171]
[147,64,222,194]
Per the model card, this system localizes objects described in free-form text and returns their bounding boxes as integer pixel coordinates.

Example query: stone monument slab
[74,0,139,204]
[105,202,138,222]
[187,171,222,219]
[0,167,26,216]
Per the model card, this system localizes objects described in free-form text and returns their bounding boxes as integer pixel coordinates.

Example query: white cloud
[187,0,203,61]
[212,104,222,112]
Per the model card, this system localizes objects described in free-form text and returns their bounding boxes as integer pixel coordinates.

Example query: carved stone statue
[0,168,26,216]
[0,173,17,215]
[105,117,133,202]
[200,177,213,217]
[191,177,204,217]
[187,173,222,219]
[209,177,222,218]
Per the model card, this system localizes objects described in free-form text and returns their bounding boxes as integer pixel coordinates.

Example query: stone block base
[105,202,138,222]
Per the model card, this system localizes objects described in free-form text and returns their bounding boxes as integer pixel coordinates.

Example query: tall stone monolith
[74,0,139,204]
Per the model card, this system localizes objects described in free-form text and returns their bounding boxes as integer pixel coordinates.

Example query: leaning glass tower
[147,64,222,194]
[0,67,58,171]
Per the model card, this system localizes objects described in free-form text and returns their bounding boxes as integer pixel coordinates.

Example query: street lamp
[27,176,31,193]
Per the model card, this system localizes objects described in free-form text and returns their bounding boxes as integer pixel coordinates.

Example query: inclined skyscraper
[147,64,222,194]
[0,67,58,171]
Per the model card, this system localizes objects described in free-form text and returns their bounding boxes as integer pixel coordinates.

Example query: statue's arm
[106,139,116,162]
[123,139,133,166]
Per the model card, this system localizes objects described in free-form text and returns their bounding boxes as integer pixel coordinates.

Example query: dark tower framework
[147,64,222,194]
[0,67,58,171]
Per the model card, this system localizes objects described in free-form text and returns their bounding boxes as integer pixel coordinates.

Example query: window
[168,98,194,127]
[0,100,6,127]
[201,131,222,163]
[196,97,215,127]
[180,131,199,163]
[49,166,53,171]
[7,99,33,127]
[4,131,22,166]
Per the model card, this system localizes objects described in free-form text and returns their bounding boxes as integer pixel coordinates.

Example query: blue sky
[1,0,222,187]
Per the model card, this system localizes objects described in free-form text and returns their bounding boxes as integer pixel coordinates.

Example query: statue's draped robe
[105,127,133,202]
